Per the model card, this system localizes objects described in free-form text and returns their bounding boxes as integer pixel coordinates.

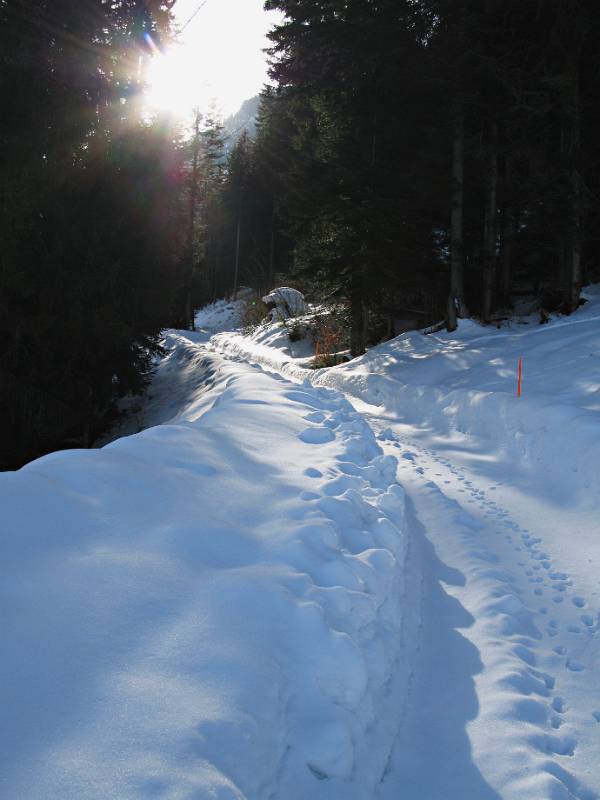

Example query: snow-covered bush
[285,318,311,342]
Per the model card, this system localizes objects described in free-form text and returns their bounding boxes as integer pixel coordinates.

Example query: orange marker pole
[517,357,523,397]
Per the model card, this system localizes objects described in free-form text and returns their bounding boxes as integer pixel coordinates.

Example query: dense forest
[3,0,600,468]
[206,0,600,350]
[0,0,184,469]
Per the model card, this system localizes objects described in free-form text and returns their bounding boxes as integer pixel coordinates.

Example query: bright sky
[145,0,284,121]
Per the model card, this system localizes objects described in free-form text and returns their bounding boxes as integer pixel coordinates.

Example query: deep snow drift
[1,346,408,800]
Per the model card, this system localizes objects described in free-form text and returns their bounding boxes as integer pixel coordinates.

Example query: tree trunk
[448,103,465,332]
[268,201,275,288]
[499,158,514,307]
[186,111,202,330]
[557,9,584,313]
[482,118,498,323]
[566,61,582,313]
[350,265,367,357]
[232,198,242,300]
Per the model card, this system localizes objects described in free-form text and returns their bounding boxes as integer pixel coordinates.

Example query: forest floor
[2,288,600,799]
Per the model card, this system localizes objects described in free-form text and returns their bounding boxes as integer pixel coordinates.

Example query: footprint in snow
[566,658,585,672]
[531,733,576,756]
[299,427,335,445]
[304,411,326,423]
[305,467,322,478]
[552,697,566,713]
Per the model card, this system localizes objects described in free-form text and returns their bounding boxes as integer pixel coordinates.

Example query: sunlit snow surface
[1,327,408,799]
[207,288,600,799]
[3,289,600,799]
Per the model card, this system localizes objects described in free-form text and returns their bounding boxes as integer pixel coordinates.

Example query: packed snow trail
[369,419,599,800]
[194,290,600,799]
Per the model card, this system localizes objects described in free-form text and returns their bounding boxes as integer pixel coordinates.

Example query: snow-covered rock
[262,287,307,320]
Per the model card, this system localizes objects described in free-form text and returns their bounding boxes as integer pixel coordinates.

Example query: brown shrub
[311,311,348,368]
[239,294,269,330]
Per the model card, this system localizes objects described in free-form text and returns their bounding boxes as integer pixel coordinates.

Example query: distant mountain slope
[223,95,260,151]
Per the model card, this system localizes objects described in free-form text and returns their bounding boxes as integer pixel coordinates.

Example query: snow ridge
[1,348,409,800]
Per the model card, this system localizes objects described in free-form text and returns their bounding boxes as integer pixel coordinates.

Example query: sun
[143,34,221,123]
[144,46,203,120]
[141,1,284,122]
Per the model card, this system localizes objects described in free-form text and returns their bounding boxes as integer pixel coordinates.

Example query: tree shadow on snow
[382,494,502,800]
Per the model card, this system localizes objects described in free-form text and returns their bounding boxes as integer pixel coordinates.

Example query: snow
[194,296,244,333]
[203,286,600,799]
[5,286,600,799]
[1,345,408,799]
[262,286,307,319]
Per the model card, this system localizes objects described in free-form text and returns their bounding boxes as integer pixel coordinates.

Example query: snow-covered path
[5,293,600,799]
[193,292,600,799]
[2,344,411,800]
[367,416,600,800]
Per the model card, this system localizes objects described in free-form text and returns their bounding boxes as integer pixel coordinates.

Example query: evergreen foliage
[0,0,182,469]
[205,0,600,353]
[5,0,600,467]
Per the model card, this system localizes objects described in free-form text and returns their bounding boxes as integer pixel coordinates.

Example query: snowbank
[194,296,243,333]
[1,343,408,800]
[209,285,600,505]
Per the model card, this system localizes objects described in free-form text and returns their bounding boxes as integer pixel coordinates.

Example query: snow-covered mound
[262,286,307,319]
[1,341,408,800]
[194,296,243,333]
[211,284,600,507]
